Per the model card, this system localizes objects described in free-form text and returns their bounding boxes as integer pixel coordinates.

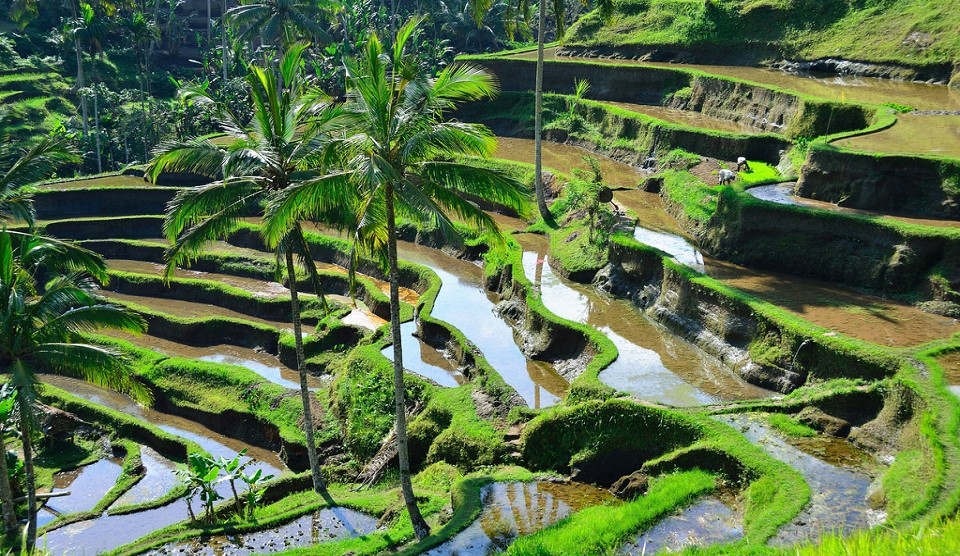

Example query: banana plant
[178,453,222,523]
[240,466,273,519]
[216,449,249,517]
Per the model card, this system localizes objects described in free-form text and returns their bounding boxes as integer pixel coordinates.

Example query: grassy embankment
[565,0,960,73]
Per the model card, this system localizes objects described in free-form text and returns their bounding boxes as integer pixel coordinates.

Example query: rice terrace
[1,0,960,554]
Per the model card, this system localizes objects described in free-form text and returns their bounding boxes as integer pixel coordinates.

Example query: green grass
[736,161,787,187]
[564,0,960,69]
[662,169,719,222]
[504,470,715,555]
[782,512,960,555]
[766,413,817,438]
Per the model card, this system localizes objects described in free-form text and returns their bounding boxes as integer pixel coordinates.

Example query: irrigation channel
[38,376,285,555]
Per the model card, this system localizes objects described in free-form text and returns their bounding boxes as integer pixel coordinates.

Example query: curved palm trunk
[17,393,36,550]
[385,184,430,540]
[0,430,16,533]
[284,247,326,494]
[534,0,550,221]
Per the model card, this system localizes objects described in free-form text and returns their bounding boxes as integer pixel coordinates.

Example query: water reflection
[619,497,743,555]
[382,321,464,388]
[424,481,614,556]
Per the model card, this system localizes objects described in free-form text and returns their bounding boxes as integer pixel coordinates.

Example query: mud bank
[33,187,177,220]
[695,187,960,297]
[461,92,789,164]
[797,146,960,220]
[485,257,595,383]
[470,57,871,138]
[597,237,901,393]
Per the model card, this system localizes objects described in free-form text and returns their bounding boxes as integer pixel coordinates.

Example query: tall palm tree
[262,18,530,540]
[0,228,148,550]
[226,0,338,54]
[516,0,611,222]
[147,43,349,495]
[0,384,18,534]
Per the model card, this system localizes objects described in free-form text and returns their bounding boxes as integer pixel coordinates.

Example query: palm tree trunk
[221,0,228,82]
[17,394,36,550]
[75,43,89,136]
[0,431,16,534]
[92,65,102,174]
[534,0,550,221]
[284,247,325,494]
[207,0,212,44]
[385,184,430,540]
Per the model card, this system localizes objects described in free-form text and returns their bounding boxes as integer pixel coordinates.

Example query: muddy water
[608,101,763,134]
[935,351,960,398]
[111,446,179,508]
[424,481,614,556]
[327,294,388,331]
[633,225,705,272]
[520,238,770,405]
[613,188,686,234]
[316,261,420,305]
[46,459,123,516]
[108,332,322,392]
[835,114,960,158]
[396,242,568,408]
[40,376,284,555]
[493,137,646,188]
[382,321,464,388]
[717,414,878,546]
[747,183,960,229]
[107,259,290,297]
[706,259,960,347]
[39,175,156,190]
[514,48,960,111]
[618,497,743,555]
[149,507,379,555]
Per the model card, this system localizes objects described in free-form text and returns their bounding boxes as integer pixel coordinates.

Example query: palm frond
[32,342,152,405]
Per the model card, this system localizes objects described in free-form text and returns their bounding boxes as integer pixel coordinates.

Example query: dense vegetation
[2,0,960,554]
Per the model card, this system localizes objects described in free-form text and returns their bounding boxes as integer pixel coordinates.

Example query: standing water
[424,481,614,556]
[39,376,284,555]
[520,237,770,405]
[395,242,568,408]
[717,414,879,545]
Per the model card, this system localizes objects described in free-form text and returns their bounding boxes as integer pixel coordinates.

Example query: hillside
[564,0,960,83]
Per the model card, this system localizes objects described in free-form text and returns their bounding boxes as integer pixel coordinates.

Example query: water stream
[147,507,380,555]
[520,236,771,406]
[618,497,744,555]
[381,321,464,388]
[38,376,285,555]
[717,414,879,546]
[423,481,614,556]
[395,242,568,408]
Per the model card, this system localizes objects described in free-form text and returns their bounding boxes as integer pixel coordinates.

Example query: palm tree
[226,0,338,54]
[516,0,611,222]
[262,18,530,540]
[0,228,148,550]
[1,136,80,227]
[147,43,349,495]
[0,384,18,534]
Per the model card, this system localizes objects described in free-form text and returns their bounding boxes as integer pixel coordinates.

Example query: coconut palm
[1,136,80,226]
[515,0,612,222]
[226,0,338,53]
[147,43,349,495]
[0,228,148,550]
[262,18,530,539]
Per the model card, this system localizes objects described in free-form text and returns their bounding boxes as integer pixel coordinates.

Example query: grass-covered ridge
[565,0,960,74]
